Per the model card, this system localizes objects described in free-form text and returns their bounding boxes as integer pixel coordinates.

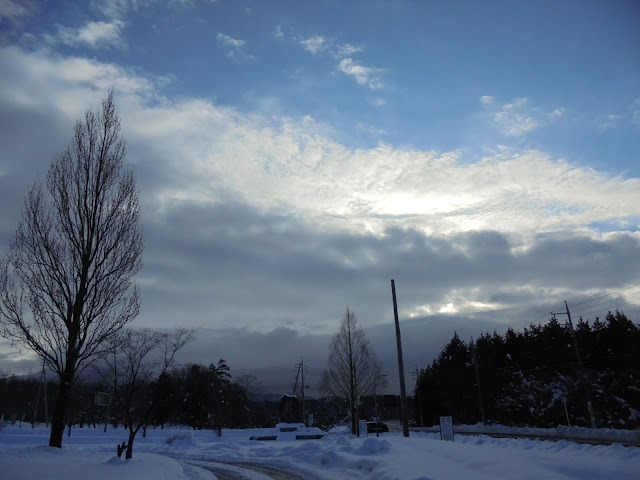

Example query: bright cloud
[1,44,639,343]
[336,43,363,57]
[47,20,125,49]
[298,34,385,93]
[217,33,245,49]
[439,303,455,313]
[494,98,539,136]
[5,46,639,242]
[548,107,565,118]
[338,58,383,90]
[300,34,327,54]
[487,97,566,137]
[217,33,252,59]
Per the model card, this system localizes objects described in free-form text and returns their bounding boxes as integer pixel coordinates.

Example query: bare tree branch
[0,91,143,448]
[321,308,385,434]
[97,328,195,458]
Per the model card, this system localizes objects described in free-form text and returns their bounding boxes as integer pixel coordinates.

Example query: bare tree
[0,92,143,448]
[321,308,385,434]
[100,328,195,459]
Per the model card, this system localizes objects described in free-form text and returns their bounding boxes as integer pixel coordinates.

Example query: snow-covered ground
[1,423,639,479]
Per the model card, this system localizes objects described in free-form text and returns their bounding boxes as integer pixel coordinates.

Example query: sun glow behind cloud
[15,49,640,237]
[2,47,639,253]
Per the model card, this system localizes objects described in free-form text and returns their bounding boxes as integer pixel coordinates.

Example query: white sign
[358,419,368,437]
[439,416,454,442]
[308,414,314,426]
[94,392,110,407]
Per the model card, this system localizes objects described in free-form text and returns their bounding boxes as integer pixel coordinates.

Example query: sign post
[358,419,368,437]
[439,416,454,442]
[95,392,111,433]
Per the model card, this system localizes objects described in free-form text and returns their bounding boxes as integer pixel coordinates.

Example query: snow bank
[1,424,638,480]
[0,446,212,480]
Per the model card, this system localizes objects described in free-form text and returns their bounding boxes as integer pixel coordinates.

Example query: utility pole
[32,360,49,428]
[470,337,486,425]
[43,363,48,427]
[391,279,409,437]
[415,368,424,426]
[301,358,305,426]
[33,361,43,427]
[553,301,597,428]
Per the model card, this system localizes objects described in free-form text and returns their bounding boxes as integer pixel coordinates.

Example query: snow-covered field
[1,423,639,479]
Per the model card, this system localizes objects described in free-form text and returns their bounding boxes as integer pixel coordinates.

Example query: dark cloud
[119,196,640,395]
[1,47,639,394]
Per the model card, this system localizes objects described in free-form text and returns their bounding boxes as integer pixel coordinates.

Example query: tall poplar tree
[0,92,143,448]
[321,308,385,434]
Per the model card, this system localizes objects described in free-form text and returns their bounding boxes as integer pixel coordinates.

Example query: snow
[1,423,638,480]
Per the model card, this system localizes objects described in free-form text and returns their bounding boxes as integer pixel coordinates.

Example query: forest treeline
[0,359,345,432]
[3,311,639,431]
[1,359,255,431]
[414,311,640,428]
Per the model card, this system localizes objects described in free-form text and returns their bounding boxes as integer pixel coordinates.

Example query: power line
[574,299,640,320]
[563,282,640,306]
[567,283,640,308]
[569,289,640,314]
[536,286,640,328]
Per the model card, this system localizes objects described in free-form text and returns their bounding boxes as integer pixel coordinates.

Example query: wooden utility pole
[391,279,409,437]
[415,368,424,426]
[553,301,597,428]
[470,337,486,425]
[33,360,49,428]
[301,357,306,426]
[564,301,596,428]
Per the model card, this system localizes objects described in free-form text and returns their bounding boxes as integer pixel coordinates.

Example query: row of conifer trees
[414,310,640,428]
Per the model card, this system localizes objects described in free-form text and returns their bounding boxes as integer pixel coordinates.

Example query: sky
[0,0,639,396]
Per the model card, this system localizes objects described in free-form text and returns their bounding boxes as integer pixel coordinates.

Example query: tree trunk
[49,351,77,448]
[125,429,136,459]
[350,404,357,435]
[49,377,70,447]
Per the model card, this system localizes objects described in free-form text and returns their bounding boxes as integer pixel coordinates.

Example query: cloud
[3,47,637,243]
[547,107,565,118]
[0,0,29,19]
[595,99,640,132]
[336,43,363,58]
[356,122,386,136]
[300,34,327,55]
[598,113,622,132]
[630,98,640,129]
[217,32,245,49]
[338,58,383,90]
[494,98,539,136]
[46,20,126,49]
[4,47,637,242]
[274,25,284,39]
[1,45,639,385]
[298,34,384,92]
[217,33,253,59]
[485,97,565,137]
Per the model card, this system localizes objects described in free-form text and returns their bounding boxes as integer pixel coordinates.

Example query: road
[183,458,319,480]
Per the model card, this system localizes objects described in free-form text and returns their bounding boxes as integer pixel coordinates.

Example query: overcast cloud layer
[1,1,639,394]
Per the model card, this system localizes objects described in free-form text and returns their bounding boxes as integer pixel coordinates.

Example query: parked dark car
[367,421,389,433]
